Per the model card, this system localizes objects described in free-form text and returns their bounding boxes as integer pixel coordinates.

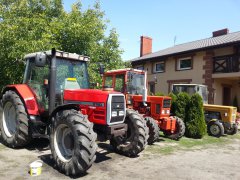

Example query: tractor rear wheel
[110,109,149,157]
[207,120,224,137]
[225,124,238,135]
[163,116,185,140]
[50,110,97,176]
[145,117,159,145]
[0,90,30,148]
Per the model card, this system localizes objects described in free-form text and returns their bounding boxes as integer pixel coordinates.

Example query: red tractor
[102,68,185,143]
[0,50,149,176]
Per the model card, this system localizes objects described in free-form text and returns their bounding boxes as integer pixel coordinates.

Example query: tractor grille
[163,99,171,108]
[109,95,125,124]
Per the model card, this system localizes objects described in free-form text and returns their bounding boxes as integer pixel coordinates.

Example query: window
[115,75,125,92]
[104,76,113,88]
[153,61,165,73]
[136,65,144,70]
[177,57,192,70]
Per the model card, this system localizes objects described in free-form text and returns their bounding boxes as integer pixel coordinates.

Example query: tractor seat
[64,78,80,90]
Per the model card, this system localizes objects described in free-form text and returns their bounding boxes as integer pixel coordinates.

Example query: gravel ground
[0,137,240,180]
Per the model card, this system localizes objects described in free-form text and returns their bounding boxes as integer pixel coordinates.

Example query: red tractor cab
[103,68,185,142]
[0,50,148,176]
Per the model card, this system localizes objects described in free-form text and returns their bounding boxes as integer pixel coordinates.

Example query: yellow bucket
[29,160,43,176]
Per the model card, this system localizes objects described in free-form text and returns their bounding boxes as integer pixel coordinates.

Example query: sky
[63,0,240,61]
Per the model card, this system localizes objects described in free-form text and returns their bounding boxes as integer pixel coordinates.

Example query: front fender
[50,104,80,120]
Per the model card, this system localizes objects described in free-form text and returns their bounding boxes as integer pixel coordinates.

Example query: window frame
[176,57,193,71]
[153,61,165,73]
[135,65,144,70]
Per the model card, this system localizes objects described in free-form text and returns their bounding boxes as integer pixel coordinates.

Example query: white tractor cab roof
[24,50,90,62]
[172,84,209,104]
[105,68,145,74]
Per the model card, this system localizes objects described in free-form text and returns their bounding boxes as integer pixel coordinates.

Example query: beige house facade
[131,29,240,108]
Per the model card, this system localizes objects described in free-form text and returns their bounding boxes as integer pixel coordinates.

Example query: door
[222,86,231,106]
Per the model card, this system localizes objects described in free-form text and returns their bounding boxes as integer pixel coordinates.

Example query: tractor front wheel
[207,120,224,137]
[145,117,159,144]
[163,116,185,140]
[110,109,149,157]
[50,110,97,176]
[225,124,238,135]
[0,90,31,148]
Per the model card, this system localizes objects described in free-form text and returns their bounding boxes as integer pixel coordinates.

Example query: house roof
[131,31,240,63]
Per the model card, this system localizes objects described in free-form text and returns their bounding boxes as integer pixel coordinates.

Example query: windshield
[127,72,145,95]
[56,58,89,93]
[172,85,208,104]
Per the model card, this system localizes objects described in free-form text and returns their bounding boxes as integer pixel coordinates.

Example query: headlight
[112,111,117,117]
[119,111,125,116]
[162,110,165,114]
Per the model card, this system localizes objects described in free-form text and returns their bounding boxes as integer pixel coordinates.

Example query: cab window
[115,74,125,92]
[104,76,113,88]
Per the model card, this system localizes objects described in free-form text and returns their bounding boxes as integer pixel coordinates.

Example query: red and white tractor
[0,50,149,176]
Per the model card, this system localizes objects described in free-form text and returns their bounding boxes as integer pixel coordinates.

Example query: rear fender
[1,84,39,115]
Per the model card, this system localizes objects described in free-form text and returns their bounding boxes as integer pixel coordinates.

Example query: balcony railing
[213,55,240,73]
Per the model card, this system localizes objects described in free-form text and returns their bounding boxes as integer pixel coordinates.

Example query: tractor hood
[63,89,126,126]
[64,89,121,104]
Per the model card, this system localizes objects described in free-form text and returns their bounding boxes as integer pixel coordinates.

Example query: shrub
[168,92,177,115]
[185,93,206,138]
[175,92,190,121]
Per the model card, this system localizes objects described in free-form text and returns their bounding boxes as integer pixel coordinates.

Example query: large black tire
[225,124,238,135]
[0,90,30,148]
[110,109,149,157]
[163,116,185,140]
[145,117,159,145]
[50,110,97,176]
[207,120,224,137]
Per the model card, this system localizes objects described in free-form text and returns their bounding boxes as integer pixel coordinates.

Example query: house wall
[140,51,206,95]
[133,46,239,106]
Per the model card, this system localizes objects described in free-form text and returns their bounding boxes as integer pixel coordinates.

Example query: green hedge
[168,92,177,115]
[175,92,190,121]
[185,93,206,138]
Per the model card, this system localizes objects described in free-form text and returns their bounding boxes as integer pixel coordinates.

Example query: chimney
[140,36,152,57]
[212,28,229,37]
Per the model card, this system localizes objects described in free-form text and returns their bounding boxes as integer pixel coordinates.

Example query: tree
[168,92,177,115]
[175,92,190,121]
[185,93,206,138]
[0,0,124,90]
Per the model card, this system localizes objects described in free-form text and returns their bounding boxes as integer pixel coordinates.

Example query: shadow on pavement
[26,138,50,151]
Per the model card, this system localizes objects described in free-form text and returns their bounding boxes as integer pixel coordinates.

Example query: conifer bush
[168,92,177,115]
[185,93,206,138]
[175,92,190,121]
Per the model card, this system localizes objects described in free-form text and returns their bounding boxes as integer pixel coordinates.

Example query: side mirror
[35,52,47,67]
[99,63,105,76]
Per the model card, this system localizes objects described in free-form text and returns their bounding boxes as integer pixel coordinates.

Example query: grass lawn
[146,132,240,155]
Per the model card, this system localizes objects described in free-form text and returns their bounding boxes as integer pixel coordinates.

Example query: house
[131,28,240,107]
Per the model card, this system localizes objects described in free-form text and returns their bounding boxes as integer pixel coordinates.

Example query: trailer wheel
[145,117,159,144]
[0,90,30,148]
[110,109,149,157]
[225,124,238,135]
[50,110,97,176]
[207,120,224,137]
[163,116,185,140]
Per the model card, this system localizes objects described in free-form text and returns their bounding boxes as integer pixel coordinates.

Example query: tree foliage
[175,92,190,121]
[0,0,124,90]
[168,92,177,115]
[185,93,206,138]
